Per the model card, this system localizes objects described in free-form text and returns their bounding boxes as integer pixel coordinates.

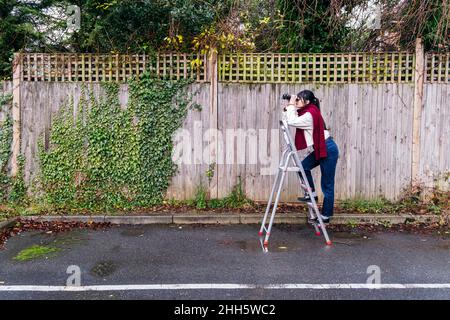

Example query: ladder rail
[258,149,287,236]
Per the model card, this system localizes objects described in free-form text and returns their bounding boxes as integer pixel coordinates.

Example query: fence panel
[216,83,415,201]
[420,83,450,191]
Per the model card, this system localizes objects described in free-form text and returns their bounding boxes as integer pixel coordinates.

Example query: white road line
[1,283,450,292]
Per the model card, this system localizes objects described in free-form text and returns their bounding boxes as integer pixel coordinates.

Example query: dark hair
[297,90,320,109]
[297,90,327,130]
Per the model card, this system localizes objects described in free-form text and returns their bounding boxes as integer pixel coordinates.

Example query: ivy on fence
[0,92,12,201]
[37,73,195,212]
[0,92,26,204]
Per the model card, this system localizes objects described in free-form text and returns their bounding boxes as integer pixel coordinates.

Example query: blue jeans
[299,138,339,217]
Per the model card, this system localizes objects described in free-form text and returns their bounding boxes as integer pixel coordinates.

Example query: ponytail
[312,97,320,110]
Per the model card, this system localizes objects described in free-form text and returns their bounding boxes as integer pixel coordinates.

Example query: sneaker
[297,193,318,202]
[309,215,331,225]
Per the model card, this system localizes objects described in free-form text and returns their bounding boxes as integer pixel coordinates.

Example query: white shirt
[282,105,330,147]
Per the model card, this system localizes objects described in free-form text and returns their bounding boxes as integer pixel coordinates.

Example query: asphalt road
[0,224,449,300]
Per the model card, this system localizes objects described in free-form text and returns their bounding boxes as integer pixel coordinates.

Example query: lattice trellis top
[426,53,450,83]
[220,52,414,84]
[16,52,450,84]
[19,53,209,82]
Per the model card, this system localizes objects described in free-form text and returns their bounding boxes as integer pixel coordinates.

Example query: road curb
[173,214,240,224]
[106,216,173,224]
[19,213,444,226]
[0,217,19,231]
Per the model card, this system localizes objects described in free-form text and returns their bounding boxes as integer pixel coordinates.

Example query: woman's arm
[282,105,313,129]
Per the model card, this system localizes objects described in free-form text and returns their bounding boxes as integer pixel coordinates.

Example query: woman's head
[296,90,320,109]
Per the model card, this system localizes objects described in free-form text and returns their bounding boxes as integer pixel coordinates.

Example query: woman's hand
[282,94,298,111]
[289,95,297,106]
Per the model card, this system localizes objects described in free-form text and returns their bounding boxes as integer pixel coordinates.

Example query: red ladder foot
[326,241,332,246]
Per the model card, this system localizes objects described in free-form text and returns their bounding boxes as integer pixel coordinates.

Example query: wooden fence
[1,39,449,202]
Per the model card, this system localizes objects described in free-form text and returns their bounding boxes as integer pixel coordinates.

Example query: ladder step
[279,166,300,171]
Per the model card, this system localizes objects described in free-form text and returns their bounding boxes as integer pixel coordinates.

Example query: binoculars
[282,93,299,101]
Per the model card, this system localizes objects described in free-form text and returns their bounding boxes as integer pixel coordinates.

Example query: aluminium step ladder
[259,120,332,251]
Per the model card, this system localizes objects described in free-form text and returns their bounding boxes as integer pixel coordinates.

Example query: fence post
[411,38,425,188]
[11,53,22,177]
[208,50,218,198]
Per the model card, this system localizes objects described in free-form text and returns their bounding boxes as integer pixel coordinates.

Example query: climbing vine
[0,92,13,202]
[38,73,195,212]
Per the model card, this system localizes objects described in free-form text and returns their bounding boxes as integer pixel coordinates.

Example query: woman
[282,90,339,223]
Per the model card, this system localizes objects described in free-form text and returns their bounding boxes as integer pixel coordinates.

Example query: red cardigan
[294,104,328,160]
